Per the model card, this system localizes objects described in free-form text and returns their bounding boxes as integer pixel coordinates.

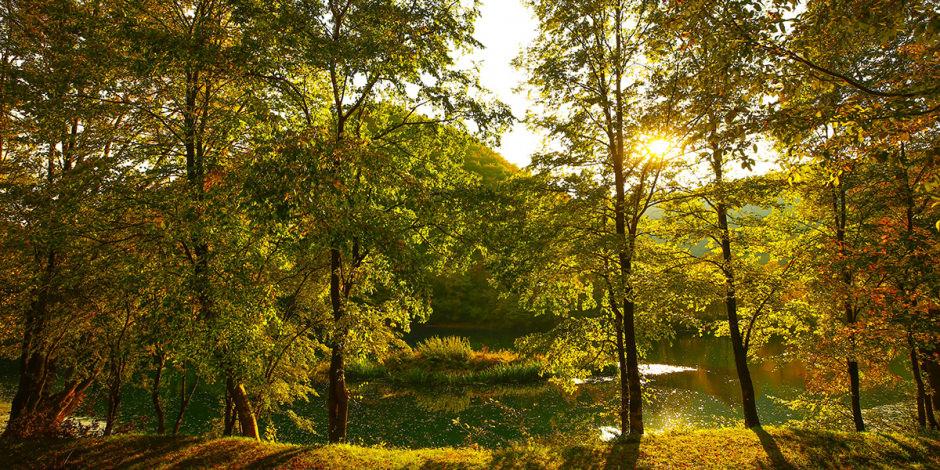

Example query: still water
[0,331,912,447]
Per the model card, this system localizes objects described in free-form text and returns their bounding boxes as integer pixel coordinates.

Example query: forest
[0,0,938,468]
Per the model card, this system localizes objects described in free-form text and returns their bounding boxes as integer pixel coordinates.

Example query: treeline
[0,0,938,446]
[0,0,510,441]
[489,0,939,437]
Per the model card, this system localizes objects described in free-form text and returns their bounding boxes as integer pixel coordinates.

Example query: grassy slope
[1,428,937,469]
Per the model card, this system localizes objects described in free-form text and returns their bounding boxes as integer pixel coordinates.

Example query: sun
[646,138,671,156]
[639,136,673,159]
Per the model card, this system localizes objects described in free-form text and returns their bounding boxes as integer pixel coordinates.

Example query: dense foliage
[0,0,937,452]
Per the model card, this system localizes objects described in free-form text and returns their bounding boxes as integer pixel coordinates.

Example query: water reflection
[0,334,911,448]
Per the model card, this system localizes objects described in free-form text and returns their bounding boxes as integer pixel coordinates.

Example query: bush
[414,336,473,366]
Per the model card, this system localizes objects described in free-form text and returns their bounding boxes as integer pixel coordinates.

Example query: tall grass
[414,336,473,366]
[343,336,548,386]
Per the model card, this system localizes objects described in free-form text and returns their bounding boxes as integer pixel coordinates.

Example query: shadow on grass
[561,436,641,470]
[753,427,794,470]
[244,447,307,469]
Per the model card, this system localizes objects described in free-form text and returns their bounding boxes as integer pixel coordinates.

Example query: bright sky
[466,0,540,168]
[466,1,777,176]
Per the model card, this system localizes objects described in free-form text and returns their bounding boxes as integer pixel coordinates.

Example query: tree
[646,0,778,428]
[116,0,278,439]
[262,0,509,442]
[769,0,940,431]
[517,0,679,436]
[0,0,137,438]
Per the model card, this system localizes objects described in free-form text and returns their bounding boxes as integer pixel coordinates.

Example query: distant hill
[463,143,519,186]
[428,143,540,329]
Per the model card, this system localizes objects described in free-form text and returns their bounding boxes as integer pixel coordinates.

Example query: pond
[0,330,913,447]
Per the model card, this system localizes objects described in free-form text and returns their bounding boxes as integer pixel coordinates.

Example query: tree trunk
[622,299,643,434]
[327,248,350,443]
[922,345,940,429]
[327,341,350,443]
[611,305,630,436]
[4,374,95,438]
[226,377,259,440]
[223,388,236,436]
[173,369,198,435]
[847,359,864,431]
[151,351,166,434]
[6,256,51,436]
[104,366,123,436]
[716,202,761,428]
[909,334,928,428]
[3,254,96,438]
[831,183,864,432]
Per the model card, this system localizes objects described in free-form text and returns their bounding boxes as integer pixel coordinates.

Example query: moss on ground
[0,427,937,469]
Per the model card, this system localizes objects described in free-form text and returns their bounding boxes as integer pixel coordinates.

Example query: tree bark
[327,340,350,443]
[622,298,643,434]
[847,359,864,431]
[2,250,96,438]
[6,293,51,437]
[104,367,123,436]
[226,377,259,440]
[710,148,760,429]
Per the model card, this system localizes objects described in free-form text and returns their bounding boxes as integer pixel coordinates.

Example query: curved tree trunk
[716,202,761,428]
[226,377,259,440]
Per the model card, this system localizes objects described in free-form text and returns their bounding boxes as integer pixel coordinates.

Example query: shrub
[414,336,473,366]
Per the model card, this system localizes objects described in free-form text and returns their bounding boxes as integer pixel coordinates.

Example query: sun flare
[639,136,673,158]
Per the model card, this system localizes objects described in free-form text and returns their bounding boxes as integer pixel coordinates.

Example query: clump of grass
[414,336,473,366]
[341,337,549,386]
[476,362,543,384]
[346,358,387,381]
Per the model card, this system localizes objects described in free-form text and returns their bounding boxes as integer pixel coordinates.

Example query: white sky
[466,0,540,168]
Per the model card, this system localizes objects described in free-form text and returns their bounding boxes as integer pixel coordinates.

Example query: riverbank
[1,427,937,469]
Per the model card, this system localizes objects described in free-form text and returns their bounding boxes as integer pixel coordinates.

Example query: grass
[414,336,473,365]
[0,428,940,469]
[345,336,548,386]
[0,427,937,469]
